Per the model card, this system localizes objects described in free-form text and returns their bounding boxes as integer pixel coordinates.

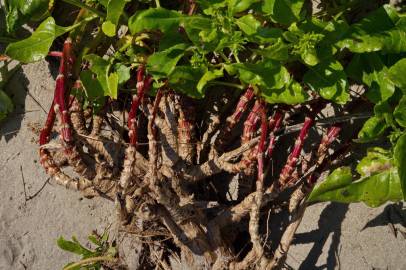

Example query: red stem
[242,100,264,143]
[39,101,56,145]
[257,104,268,182]
[266,111,283,158]
[128,65,152,146]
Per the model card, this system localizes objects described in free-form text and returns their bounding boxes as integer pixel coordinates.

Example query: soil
[0,60,405,270]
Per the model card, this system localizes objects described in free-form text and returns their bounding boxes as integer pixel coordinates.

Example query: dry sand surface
[0,60,405,270]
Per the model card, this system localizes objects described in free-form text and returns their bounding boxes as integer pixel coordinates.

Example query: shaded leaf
[262,0,304,25]
[147,43,188,78]
[389,58,406,93]
[129,8,182,34]
[303,60,349,104]
[255,38,288,61]
[168,66,206,98]
[0,89,13,122]
[394,96,406,127]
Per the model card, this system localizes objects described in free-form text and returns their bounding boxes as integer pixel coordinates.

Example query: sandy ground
[0,60,405,270]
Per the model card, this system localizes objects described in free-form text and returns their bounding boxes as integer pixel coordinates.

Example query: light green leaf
[57,237,93,257]
[129,8,183,34]
[102,0,130,37]
[389,58,406,93]
[356,147,392,177]
[394,133,406,199]
[147,43,188,78]
[5,17,68,63]
[394,96,406,127]
[226,60,290,91]
[303,60,349,104]
[236,14,261,36]
[262,0,304,25]
[114,63,131,85]
[357,116,387,143]
[308,166,403,207]
[0,90,13,122]
[196,68,224,93]
[227,0,261,14]
[308,167,353,202]
[261,80,308,104]
[83,54,118,99]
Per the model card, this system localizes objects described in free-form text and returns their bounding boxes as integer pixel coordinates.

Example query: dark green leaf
[6,0,50,33]
[255,38,288,61]
[57,236,93,257]
[80,70,106,112]
[262,0,304,25]
[168,66,206,98]
[308,166,403,207]
[102,0,130,37]
[0,89,13,122]
[389,58,406,93]
[357,116,387,143]
[5,17,68,63]
[394,133,406,199]
[394,96,406,127]
[303,60,349,104]
[147,43,188,78]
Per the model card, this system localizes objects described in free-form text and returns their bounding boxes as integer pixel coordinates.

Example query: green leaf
[255,38,288,61]
[80,70,106,112]
[357,116,387,143]
[303,60,349,104]
[168,66,206,98]
[261,80,308,104]
[394,133,406,199]
[356,148,392,177]
[0,89,13,122]
[308,166,403,207]
[102,0,130,37]
[225,60,290,91]
[262,0,304,25]
[389,58,406,93]
[6,0,50,33]
[346,54,395,103]
[308,167,353,202]
[83,54,118,99]
[196,68,224,93]
[57,237,93,257]
[394,96,406,127]
[129,8,183,34]
[337,5,406,53]
[227,0,261,14]
[114,63,131,85]
[147,43,188,79]
[236,14,261,36]
[5,17,68,63]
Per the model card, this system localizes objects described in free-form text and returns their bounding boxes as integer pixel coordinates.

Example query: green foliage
[3,0,406,207]
[5,17,67,63]
[308,149,403,207]
[57,229,117,270]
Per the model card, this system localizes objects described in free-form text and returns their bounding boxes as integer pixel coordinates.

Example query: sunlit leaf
[394,133,406,199]
[356,116,387,143]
